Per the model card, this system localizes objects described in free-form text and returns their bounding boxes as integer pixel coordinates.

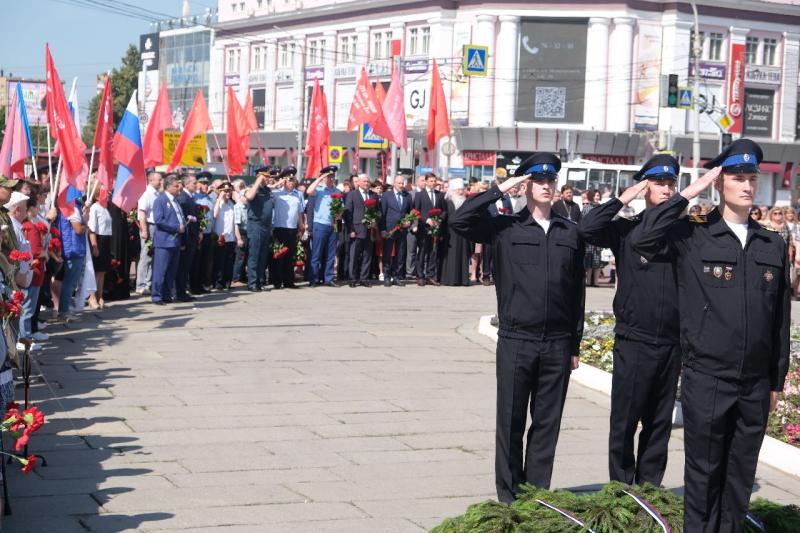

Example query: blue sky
[1,0,215,120]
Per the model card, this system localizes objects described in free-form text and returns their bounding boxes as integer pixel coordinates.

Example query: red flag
[143,85,173,168]
[303,78,329,179]
[169,90,212,170]
[369,79,393,141]
[92,77,114,207]
[427,60,451,151]
[46,44,87,214]
[347,67,385,132]
[382,65,407,150]
[243,91,265,164]
[226,86,249,175]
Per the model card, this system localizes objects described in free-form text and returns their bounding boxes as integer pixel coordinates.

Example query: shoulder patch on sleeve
[689,214,707,224]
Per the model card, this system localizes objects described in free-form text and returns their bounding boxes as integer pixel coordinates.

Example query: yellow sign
[162,130,207,167]
[328,145,344,164]
[718,113,733,132]
[358,123,389,149]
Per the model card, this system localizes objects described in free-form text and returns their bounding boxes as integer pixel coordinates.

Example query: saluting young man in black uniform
[579,154,681,487]
[450,153,585,504]
[631,139,790,533]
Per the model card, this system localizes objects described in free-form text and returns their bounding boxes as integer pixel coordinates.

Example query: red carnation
[428,208,443,217]
[498,207,512,214]
[364,198,379,209]
[12,290,24,304]
[411,209,422,217]
[393,225,401,232]
[49,238,62,253]
[197,205,209,213]
[295,260,305,267]
[18,251,31,262]
[6,401,19,410]
[22,407,45,433]
[129,235,135,241]
[111,259,121,268]
[218,235,226,247]
[36,221,48,234]
[21,455,37,473]
[330,193,344,199]
[8,250,20,261]
[50,227,60,238]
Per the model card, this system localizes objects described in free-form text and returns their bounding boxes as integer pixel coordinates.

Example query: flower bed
[431,481,800,533]
[580,312,800,449]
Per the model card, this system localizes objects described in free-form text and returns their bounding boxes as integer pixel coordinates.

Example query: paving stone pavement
[2,285,799,532]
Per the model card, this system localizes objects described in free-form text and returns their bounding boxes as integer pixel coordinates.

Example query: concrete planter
[478,315,800,478]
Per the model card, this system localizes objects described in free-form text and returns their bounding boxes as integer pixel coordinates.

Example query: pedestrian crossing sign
[463,45,489,76]
[677,87,693,109]
[358,123,389,149]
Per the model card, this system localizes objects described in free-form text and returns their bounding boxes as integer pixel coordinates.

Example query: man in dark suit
[380,174,412,286]
[551,184,582,222]
[175,174,199,302]
[412,172,446,286]
[344,174,379,287]
[151,174,185,305]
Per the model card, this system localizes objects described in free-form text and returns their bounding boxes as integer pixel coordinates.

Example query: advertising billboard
[516,19,587,123]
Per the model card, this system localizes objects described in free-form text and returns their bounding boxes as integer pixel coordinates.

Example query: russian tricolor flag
[112,91,146,213]
[0,82,34,179]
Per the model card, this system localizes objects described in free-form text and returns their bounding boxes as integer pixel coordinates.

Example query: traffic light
[667,74,679,108]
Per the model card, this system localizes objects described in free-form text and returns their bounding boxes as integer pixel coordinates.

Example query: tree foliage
[83,44,139,144]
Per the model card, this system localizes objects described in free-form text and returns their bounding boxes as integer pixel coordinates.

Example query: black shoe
[163,298,174,303]
[249,286,262,292]
[392,279,402,287]
[349,282,357,288]
[152,300,166,306]
[193,288,211,294]
[359,281,371,288]
[384,280,392,287]
[324,282,337,287]
[285,284,299,289]
[177,295,195,302]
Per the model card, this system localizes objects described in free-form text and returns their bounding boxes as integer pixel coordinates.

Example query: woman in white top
[87,189,113,309]
[212,183,237,289]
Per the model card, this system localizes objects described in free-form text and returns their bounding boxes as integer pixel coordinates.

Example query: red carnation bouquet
[427,208,444,239]
[272,240,290,259]
[3,290,24,322]
[329,192,345,231]
[50,226,60,238]
[111,259,121,269]
[48,238,62,254]
[217,235,226,247]
[1,402,45,473]
[35,221,48,234]
[382,208,421,239]
[362,197,380,229]
[196,205,211,232]
[294,240,306,268]
[8,249,32,263]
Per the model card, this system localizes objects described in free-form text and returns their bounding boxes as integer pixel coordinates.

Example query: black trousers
[495,335,572,504]
[349,236,372,282]
[213,241,236,288]
[337,230,350,281]
[608,337,681,486]
[233,227,248,282]
[175,242,197,298]
[191,235,213,292]
[382,231,407,282]
[272,227,298,288]
[481,242,493,281]
[415,233,438,281]
[682,366,771,533]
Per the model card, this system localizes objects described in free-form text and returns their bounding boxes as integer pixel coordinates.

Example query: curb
[478,315,800,479]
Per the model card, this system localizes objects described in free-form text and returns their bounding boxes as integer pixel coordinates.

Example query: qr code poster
[534,87,566,119]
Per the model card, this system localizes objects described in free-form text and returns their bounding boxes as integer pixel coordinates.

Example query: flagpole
[211,131,231,182]
[50,158,62,210]
[86,146,96,200]
[46,124,53,189]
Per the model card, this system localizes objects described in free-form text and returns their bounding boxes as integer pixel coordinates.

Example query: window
[372,31,391,59]
[251,45,264,71]
[762,38,777,66]
[239,2,245,10]
[339,35,357,63]
[226,48,241,72]
[278,42,294,68]
[421,27,430,54]
[257,0,262,6]
[745,36,759,64]
[708,32,723,61]
[690,30,704,59]
[409,28,418,55]
[231,2,236,11]
[307,39,325,66]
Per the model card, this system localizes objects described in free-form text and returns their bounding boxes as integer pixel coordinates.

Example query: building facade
[209,0,800,204]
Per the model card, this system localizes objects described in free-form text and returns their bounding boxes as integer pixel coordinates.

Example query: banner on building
[9,81,47,125]
[163,130,207,167]
[726,43,745,134]
[252,88,266,129]
[633,23,662,131]
[517,19,588,123]
[742,88,774,137]
[462,150,495,166]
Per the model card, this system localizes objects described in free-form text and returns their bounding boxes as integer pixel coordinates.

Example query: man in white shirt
[270,167,305,289]
[136,171,163,295]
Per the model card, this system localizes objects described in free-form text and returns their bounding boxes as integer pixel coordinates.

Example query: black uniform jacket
[631,194,790,390]
[579,198,679,345]
[450,186,585,354]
